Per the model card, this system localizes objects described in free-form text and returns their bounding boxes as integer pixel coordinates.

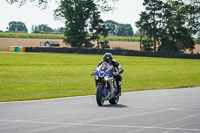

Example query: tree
[7,21,28,32]
[136,0,200,53]
[6,0,118,9]
[133,30,141,37]
[89,9,109,48]
[158,0,199,53]
[188,0,200,38]
[135,11,152,51]
[54,0,109,47]
[142,0,163,51]
[32,26,64,34]
[105,20,134,36]
[104,20,118,35]
[32,24,53,33]
[115,24,133,36]
[53,27,65,34]
[124,24,134,36]
[136,0,163,51]
[6,0,117,47]
[6,0,49,8]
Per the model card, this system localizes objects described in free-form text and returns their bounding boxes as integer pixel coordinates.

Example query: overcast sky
[0,0,145,33]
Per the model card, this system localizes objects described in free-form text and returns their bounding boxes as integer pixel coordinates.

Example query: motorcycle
[93,61,120,106]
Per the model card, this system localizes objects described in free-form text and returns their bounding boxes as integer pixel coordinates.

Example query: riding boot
[118,85,121,96]
[116,81,121,96]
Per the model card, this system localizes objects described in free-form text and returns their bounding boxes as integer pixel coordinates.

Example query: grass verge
[0,52,200,102]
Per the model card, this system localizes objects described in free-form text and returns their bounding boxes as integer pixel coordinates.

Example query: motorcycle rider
[98,53,124,96]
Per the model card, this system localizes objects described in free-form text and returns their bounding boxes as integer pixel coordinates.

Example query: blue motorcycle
[93,62,120,106]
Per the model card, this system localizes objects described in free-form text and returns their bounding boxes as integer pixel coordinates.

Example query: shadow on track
[101,104,128,108]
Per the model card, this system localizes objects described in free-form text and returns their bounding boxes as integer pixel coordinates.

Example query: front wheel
[109,96,119,105]
[96,84,105,106]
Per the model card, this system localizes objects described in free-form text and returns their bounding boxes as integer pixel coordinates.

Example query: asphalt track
[0,87,200,133]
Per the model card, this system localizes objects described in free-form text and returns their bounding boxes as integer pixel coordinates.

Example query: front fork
[96,80,114,100]
[95,80,108,96]
[103,81,108,95]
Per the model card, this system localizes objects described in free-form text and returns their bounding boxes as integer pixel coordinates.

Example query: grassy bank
[0,53,200,102]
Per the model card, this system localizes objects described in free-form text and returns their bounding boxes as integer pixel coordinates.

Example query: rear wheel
[109,96,119,104]
[96,84,105,106]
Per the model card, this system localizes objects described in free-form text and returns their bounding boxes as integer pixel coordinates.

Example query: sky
[0,0,145,33]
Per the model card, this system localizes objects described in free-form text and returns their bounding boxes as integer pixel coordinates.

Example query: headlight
[95,76,99,80]
[104,76,110,81]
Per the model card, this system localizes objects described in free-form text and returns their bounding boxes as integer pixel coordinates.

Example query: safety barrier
[24,47,200,59]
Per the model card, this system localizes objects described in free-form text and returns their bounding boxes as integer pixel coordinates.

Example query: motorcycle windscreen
[95,62,112,77]
[99,62,110,71]
[99,62,112,77]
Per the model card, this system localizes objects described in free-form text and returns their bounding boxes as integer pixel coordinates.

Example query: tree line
[5,0,200,52]
[105,20,133,36]
[5,0,128,48]
[136,0,200,53]
[5,20,133,35]
[6,21,65,34]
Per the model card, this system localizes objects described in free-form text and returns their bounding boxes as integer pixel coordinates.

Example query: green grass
[0,32,140,42]
[0,32,64,39]
[104,36,140,42]
[1,32,199,44]
[0,52,200,102]
[195,39,200,44]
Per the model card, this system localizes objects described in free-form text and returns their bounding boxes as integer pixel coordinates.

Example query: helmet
[103,53,113,64]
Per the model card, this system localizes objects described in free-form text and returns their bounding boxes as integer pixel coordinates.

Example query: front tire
[96,84,105,106]
[109,96,119,104]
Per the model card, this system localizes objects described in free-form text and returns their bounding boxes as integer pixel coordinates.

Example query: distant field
[0,32,199,52]
[0,32,141,42]
[0,52,200,102]
[105,36,140,42]
[0,32,199,43]
[0,32,64,39]
[0,38,140,51]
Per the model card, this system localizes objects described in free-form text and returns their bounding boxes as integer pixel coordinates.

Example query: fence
[25,47,200,59]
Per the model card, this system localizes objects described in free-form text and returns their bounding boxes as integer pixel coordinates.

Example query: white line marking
[25,108,167,123]
[0,119,199,132]
[83,109,170,124]
[82,105,200,124]
[125,113,200,133]
[132,105,200,112]
[161,123,195,133]
[152,112,200,127]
